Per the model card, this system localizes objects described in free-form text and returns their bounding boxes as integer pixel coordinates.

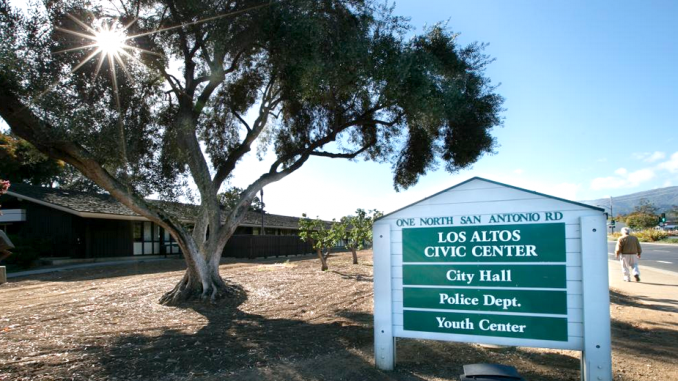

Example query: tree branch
[310,143,371,159]
[231,110,251,131]
[215,151,311,252]
[0,77,200,267]
[211,76,279,189]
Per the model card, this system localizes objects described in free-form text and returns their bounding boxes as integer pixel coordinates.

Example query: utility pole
[260,188,264,235]
[609,196,614,233]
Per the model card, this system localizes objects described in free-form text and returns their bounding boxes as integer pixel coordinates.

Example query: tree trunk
[316,247,328,271]
[351,248,358,265]
[158,246,231,305]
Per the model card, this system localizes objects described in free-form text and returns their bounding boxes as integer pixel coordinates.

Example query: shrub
[624,213,659,230]
[635,229,668,242]
[609,229,669,243]
[2,234,42,269]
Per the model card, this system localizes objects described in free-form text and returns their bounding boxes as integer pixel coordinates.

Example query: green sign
[403,223,566,263]
[403,264,566,288]
[404,310,568,341]
[403,288,567,314]
[401,222,569,342]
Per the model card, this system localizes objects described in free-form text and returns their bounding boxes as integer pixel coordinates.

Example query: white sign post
[373,177,611,381]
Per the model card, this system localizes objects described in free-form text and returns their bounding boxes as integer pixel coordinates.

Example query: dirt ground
[1,250,676,381]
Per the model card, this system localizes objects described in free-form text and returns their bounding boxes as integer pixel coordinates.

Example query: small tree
[299,214,341,271]
[634,198,658,215]
[624,198,660,229]
[625,213,659,230]
[339,209,383,265]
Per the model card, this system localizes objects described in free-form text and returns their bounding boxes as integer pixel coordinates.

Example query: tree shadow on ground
[63,283,405,381]
[610,292,678,363]
[392,339,580,381]
[330,270,374,283]
[611,319,678,363]
[610,289,678,313]
[66,285,585,381]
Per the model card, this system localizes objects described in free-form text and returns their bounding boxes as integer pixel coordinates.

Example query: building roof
[3,183,306,229]
[377,176,605,220]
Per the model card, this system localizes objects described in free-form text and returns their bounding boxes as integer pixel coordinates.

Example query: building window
[133,221,176,255]
[163,229,180,254]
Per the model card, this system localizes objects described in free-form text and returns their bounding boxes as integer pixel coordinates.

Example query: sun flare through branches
[95,27,126,56]
[54,14,152,110]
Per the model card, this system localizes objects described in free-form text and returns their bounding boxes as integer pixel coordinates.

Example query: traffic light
[661,213,666,223]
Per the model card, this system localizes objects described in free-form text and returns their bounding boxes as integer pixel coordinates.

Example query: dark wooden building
[0,184,313,259]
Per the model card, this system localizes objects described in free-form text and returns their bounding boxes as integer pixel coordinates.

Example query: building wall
[1,195,308,259]
[86,219,134,258]
[2,198,84,257]
[1,197,134,258]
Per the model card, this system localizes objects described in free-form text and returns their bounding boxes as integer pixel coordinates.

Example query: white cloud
[633,151,666,163]
[590,168,656,190]
[647,152,666,162]
[591,176,628,190]
[543,182,582,201]
[513,169,524,175]
[590,152,678,193]
[658,152,678,173]
[627,168,655,184]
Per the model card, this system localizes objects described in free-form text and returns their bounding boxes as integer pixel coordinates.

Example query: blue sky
[232,0,678,219]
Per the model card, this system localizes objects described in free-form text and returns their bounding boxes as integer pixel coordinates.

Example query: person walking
[615,227,642,282]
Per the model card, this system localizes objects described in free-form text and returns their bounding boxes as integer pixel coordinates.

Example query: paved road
[607,241,678,274]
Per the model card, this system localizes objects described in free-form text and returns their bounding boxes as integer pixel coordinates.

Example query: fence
[222,235,314,259]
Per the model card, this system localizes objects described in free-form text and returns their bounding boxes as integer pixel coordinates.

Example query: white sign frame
[373,177,611,381]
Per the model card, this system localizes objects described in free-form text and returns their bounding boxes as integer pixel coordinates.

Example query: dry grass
[1,250,676,381]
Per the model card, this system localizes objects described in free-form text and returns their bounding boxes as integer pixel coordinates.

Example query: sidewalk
[6,258,172,278]
[608,259,678,310]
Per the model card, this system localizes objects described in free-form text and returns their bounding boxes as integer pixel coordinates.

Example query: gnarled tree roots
[159,271,241,306]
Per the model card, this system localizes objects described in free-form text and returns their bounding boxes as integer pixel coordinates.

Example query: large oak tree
[0,0,503,304]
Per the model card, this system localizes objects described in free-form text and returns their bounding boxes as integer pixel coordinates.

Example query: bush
[624,213,659,230]
[609,229,669,243]
[635,229,668,242]
[1,234,42,269]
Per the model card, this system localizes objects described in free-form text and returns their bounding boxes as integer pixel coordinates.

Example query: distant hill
[580,186,678,216]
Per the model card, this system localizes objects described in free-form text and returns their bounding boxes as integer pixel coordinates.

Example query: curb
[607,259,678,277]
[608,240,678,247]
